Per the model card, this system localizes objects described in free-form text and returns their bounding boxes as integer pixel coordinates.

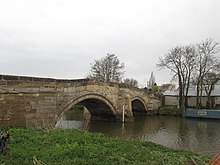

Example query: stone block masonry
[0,74,160,127]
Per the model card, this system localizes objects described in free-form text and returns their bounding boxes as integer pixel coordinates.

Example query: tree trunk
[211,97,215,108]
[185,72,191,108]
[207,84,214,109]
[178,74,183,109]
[196,80,200,109]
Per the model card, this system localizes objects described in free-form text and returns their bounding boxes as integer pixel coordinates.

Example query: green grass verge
[0,127,209,165]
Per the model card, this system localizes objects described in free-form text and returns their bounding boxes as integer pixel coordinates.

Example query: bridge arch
[57,93,117,122]
[131,97,148,115]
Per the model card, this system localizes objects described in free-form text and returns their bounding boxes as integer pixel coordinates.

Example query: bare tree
[194,38,219,108]
[123,78,139,88]
[157,45,196,110]
[182,45,197,107]
[203,63,220,108]
[88,54,125,83]
[158,38,219,110]
[157,46,184,109]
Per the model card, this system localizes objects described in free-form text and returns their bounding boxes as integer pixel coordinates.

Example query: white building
[163,83,220,108]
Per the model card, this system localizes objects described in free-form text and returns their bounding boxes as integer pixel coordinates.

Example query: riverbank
[0,127,209,164]
[158,105,182,116]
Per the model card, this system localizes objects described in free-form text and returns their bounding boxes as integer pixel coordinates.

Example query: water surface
[56,110,220,156]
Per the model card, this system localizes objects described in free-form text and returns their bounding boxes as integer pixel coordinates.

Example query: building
[163,83,220,108]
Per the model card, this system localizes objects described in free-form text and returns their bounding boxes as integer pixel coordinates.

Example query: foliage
[159,106,182,116]
[71,103,84,111]
[88,54,125,83]
[123,78,138,88]
[0,127,210,165]
[151,83,159,92]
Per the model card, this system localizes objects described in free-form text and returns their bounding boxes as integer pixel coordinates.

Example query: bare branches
[123,78,139,88]
[157,44,197,109]
[194,39,220,108]
[88,54,125,83]
[157,39,220,109]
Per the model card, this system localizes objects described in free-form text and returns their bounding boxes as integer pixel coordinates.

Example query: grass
[0,127,210,165]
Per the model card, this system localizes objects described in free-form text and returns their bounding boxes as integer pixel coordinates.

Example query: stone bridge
[0,75,161,127]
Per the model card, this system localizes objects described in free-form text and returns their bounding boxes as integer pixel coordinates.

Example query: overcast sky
[0,0,220,87]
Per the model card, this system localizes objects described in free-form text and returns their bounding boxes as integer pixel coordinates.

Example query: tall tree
[182,45,197,107]
[157,46,184,109]
[88,54,125,83]
[157,45,196,110]
[203,63,220,108]
[194,38,219,108]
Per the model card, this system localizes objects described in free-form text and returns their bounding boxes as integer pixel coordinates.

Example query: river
[56,110,220,156]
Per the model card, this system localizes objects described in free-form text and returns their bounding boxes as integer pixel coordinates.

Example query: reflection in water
[56,109,90,130]
[56,111,220,156]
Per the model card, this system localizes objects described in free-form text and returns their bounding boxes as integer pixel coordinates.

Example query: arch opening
[61,103,84,121]
[57,94,117,122]
[81,98,116,121]
[132,98,148,115]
